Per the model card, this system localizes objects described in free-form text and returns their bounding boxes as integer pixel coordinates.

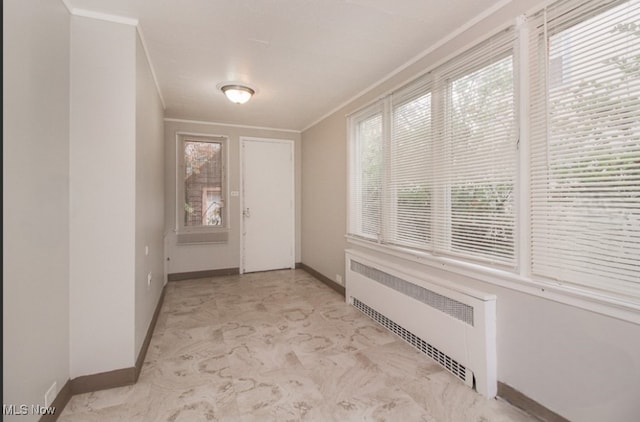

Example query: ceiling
[67,0,503,131]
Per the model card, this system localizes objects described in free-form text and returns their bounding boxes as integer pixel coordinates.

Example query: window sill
[177,230,229,245]
[345,235,640,325]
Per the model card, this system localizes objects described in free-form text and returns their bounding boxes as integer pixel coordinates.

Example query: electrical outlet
[45,381,57,408]
[336,274,343,284]
[147,272,152,286]
[145,246,149,256]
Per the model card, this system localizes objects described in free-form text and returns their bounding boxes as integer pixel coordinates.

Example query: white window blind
[348,28,517,266]
[386,80,433,250]
[432,28,517,265]
[349,104,384,241]
[529,0,640,299]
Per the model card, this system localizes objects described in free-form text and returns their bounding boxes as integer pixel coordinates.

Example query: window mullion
[517,14,531,278]
[432,74,449,254]
[381,96,392,244]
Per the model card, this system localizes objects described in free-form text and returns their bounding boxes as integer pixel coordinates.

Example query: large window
[348,0,640,308]
[177,134,228,241]
[349,29,517,267]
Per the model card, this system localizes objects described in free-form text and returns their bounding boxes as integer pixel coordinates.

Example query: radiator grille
[353,297,468,383]
[350,260,474,326]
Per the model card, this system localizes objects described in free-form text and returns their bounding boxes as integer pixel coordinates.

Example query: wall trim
[70,367,136,396]
[135,284,167,379]
[164,117,301,134]
[59,0,73,14]
[168,268,240,281]
[136,25,167,109]
[298,263,345,296]
[498,382,569,422]
[41,284,167,420]
[300,0,513,132]
[67,6,166,110]
[39,379,72,422]
[70,8,139,26]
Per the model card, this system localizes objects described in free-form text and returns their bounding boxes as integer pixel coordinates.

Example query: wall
[164,120,302,274]
[301,117,348,285]
[3,0,71,419]
[134,34,165,356]
[300,0,640,420]
[70,16,137,377]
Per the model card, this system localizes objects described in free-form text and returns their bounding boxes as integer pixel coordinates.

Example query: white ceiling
[67,0,504,131]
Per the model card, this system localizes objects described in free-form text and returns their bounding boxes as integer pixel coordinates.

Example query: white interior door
[241,138,294,273]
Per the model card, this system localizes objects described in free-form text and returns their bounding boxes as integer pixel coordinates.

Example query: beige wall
[164,120,302,274]
[135,34,166,356]
[70,16,137,377]
[3,0,71,419]
[301,1,640,420]
[301,116,348,285]
[70,16,167,377]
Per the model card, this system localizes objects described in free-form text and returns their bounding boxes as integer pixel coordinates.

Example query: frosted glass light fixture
[220,84,255,104]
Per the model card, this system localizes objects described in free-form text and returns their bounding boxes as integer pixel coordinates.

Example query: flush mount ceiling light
[219,83,255,104]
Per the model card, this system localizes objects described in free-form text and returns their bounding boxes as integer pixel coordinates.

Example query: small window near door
[177,134,228,243]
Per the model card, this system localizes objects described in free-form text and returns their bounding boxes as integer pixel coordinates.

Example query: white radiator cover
[345,249,497,398]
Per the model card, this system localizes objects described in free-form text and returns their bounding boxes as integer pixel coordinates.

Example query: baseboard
[38,379,72,422]
[168,267,240,281]
[42,283,168,420]
[70,367,136,395]
[298,263,345,296]
[498,382,570,422]
[135,283,167,379]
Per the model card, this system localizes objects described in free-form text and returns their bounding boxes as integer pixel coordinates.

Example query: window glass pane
[203,189,222,226]
[390,91,432,248]
[356,113,383,239]
[184,140,223,227]
[531,0,640,297]
[448,55,516,261]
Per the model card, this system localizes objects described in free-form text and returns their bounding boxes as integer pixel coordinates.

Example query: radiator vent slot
[350,260,474,326]
[353,298,468,382]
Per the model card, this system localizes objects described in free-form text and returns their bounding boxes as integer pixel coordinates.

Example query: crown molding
[71,8,139,26]
[164,118,301,134]
[301,0,513,132]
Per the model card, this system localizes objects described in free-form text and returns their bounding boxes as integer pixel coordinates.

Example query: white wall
[3,0,71,419]
[70,16,137,377]
[301,0,640,420]
[164,120,302,274]
[134,34,165,356]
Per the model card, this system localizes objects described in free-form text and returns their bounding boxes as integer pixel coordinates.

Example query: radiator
[345,249,497,398]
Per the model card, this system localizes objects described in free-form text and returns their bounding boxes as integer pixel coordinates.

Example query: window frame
[348,102,385,242]
[387,79,434,251]
[176,132,229,239]
[434,48,518,267]
[346,0,640,322]
[349,28,518,268]
[527,0,640,302]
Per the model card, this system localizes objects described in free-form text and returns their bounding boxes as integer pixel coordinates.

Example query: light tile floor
[59,269,538,421]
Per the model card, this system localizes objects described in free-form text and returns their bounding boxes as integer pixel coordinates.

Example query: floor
[59,269,538,421]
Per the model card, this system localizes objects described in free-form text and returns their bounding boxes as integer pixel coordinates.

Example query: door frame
[239,136,295,274]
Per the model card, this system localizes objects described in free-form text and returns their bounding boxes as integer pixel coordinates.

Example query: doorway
[240,137,295,273]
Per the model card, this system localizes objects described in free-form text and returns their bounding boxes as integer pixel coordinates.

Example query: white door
[241,138,294,273]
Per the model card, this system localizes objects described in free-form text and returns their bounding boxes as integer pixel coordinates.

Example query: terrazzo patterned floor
[59,269,538,421]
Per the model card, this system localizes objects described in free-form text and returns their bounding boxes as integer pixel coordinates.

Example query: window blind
[432,28,518,265]
[529,0,640,299]
[385,80,433,250]
[349,104,384,241]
